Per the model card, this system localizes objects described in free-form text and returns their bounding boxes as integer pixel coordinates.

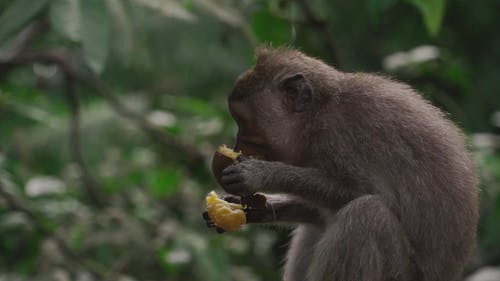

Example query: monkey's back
[249,48,478,280]
[328,73,479,281]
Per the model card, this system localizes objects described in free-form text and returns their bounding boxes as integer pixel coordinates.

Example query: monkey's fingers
[220,173,244,186]
[222,195,242,204]
[222,164,241,176]
[202,211,228,234]
[236,155,250,162]
[202,211,210,221]
[202,212,216,228]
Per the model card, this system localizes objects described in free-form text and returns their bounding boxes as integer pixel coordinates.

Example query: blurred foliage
[0,0,499,280]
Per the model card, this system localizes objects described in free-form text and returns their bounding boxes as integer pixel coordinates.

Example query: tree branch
[64,72,106,207]
[0,19,48,81]
[76,72,211,181]
[0,186,39,226]
[1,49,211,181]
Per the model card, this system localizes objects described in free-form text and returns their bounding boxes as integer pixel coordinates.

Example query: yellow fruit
[205,191,246,231]
[212,145,242,187]
[217,144,241,161]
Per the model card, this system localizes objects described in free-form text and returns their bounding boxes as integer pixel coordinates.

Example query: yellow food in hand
[217,145,241,161]
[206,191,246,231]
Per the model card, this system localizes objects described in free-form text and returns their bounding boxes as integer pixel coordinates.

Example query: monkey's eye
[280,73,313,112]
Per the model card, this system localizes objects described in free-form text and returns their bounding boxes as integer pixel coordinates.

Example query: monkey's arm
[203,194,323,229]
[238,194,323,225]
[221,159,363,209]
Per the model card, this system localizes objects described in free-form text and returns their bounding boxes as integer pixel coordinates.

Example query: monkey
[208,47,479,281]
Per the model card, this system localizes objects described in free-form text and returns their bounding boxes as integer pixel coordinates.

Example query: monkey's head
[227,47,340,163]
[212,47,343,184]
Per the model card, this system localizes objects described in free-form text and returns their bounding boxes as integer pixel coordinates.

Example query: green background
[0,0,499,280]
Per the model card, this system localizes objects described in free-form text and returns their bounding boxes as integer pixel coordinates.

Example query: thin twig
[0,186,40,227]
[64,72,105,207]
[0,19,48,81]
[105,254,132,280]
[294,0,343,67]
[2,49,211,181]
[0,19,49,61]
[85,75,208,165]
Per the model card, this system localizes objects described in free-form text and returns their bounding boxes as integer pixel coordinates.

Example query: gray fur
[221,47,479,281]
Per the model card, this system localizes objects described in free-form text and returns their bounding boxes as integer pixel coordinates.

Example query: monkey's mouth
[235,135,267,160]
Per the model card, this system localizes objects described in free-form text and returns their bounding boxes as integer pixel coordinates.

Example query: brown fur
[220,47,479,281]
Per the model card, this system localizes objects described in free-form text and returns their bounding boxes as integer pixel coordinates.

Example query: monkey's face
[228,98,273,160]
[227,71,314,163]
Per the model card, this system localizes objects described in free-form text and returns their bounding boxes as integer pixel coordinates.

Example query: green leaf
[80,0,110,74]
[0,0,50,43]
[182,0,194,11]
[49,0,81,42]
[147,168,182,198]
[156,246,184,277]
[68,223,85,250]
[251,6,290,45]
[107,0,135,64]
[406,0,446,36]
[365,0,397,21]
[165,124,183,136]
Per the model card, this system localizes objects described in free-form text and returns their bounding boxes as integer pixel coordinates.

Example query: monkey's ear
[280,73,313,113]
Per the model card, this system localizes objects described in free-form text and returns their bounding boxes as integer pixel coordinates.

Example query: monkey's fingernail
[236,155,250,162]
[222,195,241,204]
[222,168,236,175]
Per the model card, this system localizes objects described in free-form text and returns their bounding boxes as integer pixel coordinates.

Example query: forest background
[0,0,499,280]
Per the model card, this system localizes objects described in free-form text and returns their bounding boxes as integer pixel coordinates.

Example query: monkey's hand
[202,194,268,233]
[220,157,272,197]
[221,194,323,225]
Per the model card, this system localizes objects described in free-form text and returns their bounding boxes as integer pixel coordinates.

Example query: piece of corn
[205,191,246,231]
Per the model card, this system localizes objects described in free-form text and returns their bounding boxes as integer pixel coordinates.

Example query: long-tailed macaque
[210,47,478,281]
